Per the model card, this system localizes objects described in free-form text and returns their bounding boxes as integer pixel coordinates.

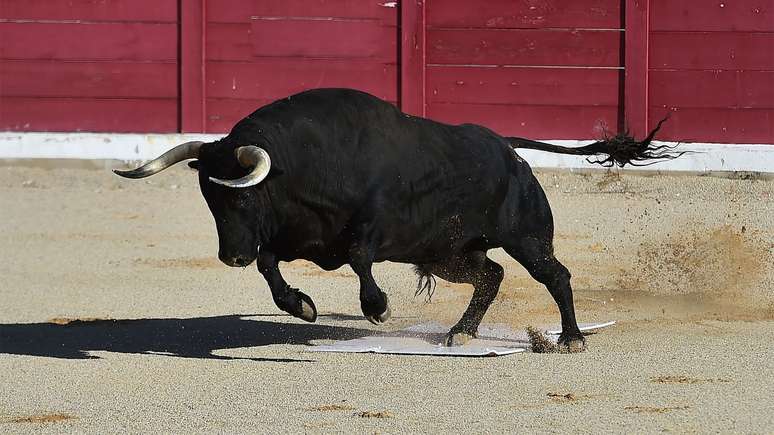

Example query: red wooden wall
[420,0,625,140]
[647,0,774,143]
[0,0,179,132]
[1,0,772,144]
[200,0,398,133]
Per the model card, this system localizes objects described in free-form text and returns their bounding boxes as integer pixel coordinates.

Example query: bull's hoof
[363,293,391,325]
[444,331,474,347]
[296,292,318,323]
[277,290,318,322]
[558,334,586,353]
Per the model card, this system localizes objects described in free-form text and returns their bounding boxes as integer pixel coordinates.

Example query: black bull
[116,88,681,350]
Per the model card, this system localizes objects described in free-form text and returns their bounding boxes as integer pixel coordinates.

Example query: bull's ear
[187,160,200,170]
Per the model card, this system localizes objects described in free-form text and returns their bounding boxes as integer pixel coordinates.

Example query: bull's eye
[188,161,200,171]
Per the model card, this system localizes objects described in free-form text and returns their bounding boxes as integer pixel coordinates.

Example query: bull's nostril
[228,255,252,267]
[218,252,250,267]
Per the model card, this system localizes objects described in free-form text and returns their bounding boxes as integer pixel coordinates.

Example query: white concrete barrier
[1,132,772,173]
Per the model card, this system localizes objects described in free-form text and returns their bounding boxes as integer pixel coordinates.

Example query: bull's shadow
[0,314,372,362]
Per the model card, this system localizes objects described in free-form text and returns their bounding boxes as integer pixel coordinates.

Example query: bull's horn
[113,141,203,179]
[209,146,271,188]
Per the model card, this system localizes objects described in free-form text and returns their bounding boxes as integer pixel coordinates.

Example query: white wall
[1,132,773,173]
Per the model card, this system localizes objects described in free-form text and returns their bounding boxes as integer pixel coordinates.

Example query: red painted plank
[207,22,399,62]
[400,0,426,116]
[206,98,274,133]
[647,107,773,144]
[206,23,253,61]
[181,0,205,133]
[650,71,774,109]
[206,98,399,133]
[0,0,177,22]
[650,32,774,71]
[207,0,397,24]
[250,20,397,61]
[207,60,397,101]
[0,61,177,98]
[427,103,621,139]
[651,0,774,32]
[427,66,621,106]
[0,97,178,132]
[428,0,622,29]
[0,22,177,61]
[427,29,622,66]
[625,0,649,138]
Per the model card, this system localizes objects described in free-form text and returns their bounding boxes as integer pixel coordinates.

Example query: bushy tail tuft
[507,117,686,167]
[413,264,437,302]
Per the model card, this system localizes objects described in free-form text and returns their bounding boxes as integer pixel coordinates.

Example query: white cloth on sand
[309,321,615,357]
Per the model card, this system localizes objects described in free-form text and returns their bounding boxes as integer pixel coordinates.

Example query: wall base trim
[1,132,772,173]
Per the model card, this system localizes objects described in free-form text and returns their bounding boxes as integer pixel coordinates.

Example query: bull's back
[236,89,514,262]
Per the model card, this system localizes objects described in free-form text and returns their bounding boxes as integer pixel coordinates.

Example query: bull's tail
[506,117,685,167]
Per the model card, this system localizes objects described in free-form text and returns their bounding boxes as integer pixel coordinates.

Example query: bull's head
[114,141,271,267]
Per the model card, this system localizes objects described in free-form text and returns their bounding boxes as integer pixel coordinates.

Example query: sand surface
[0,165,772,433]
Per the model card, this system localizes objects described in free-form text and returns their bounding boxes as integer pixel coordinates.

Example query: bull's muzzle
[218,252,254,267]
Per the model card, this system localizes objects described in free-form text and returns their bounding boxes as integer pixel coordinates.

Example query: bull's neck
[254,184,281,247]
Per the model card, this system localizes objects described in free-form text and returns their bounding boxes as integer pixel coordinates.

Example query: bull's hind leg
[421,251,504,346]
[256,250,317,322]
[504,237,585,352]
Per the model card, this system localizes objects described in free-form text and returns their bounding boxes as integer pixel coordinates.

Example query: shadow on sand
[0,314,373,362]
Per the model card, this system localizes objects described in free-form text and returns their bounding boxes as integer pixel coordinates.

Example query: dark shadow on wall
[0,314,372,362]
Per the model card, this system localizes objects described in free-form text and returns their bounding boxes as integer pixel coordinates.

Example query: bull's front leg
[256,250,317,322]
[348,229,391,325]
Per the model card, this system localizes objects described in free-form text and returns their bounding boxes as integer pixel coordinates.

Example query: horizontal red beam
[205,98,399,133]
[651,70,774,109]
[428,0,622,29]
[207,59,397,101]
[647,107,773,143]
[650,32,774,71]
[427,29,623,67]
[0,22,177,61]
[0,61,177,98]
[207,0,397,24]
[0,97,178,132]
[651,0,774,32]
[0,0,177,22]
[206,23,398,62]
[427,66,621,106]
[427,102,620,139]
[205,23,252,61]
[206,98,274,133]
[249,20,397,61]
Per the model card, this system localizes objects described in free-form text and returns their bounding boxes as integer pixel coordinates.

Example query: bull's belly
[267,201,503,268]
[372,209,500,263]
[376,235,495,264]
[268,225,495,270]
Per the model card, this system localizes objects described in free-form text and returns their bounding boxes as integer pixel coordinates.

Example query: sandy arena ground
[0,164,772,433]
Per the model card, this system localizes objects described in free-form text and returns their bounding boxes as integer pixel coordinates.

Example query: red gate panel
[423,0,624,140]
[0,0,179,133]
[1,0,771,145]
[648,0,774,143]
[203,0,399,133]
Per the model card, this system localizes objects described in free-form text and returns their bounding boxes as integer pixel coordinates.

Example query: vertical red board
[401,0,426,117]
[180,0,205,133]
[625,0,649,138]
